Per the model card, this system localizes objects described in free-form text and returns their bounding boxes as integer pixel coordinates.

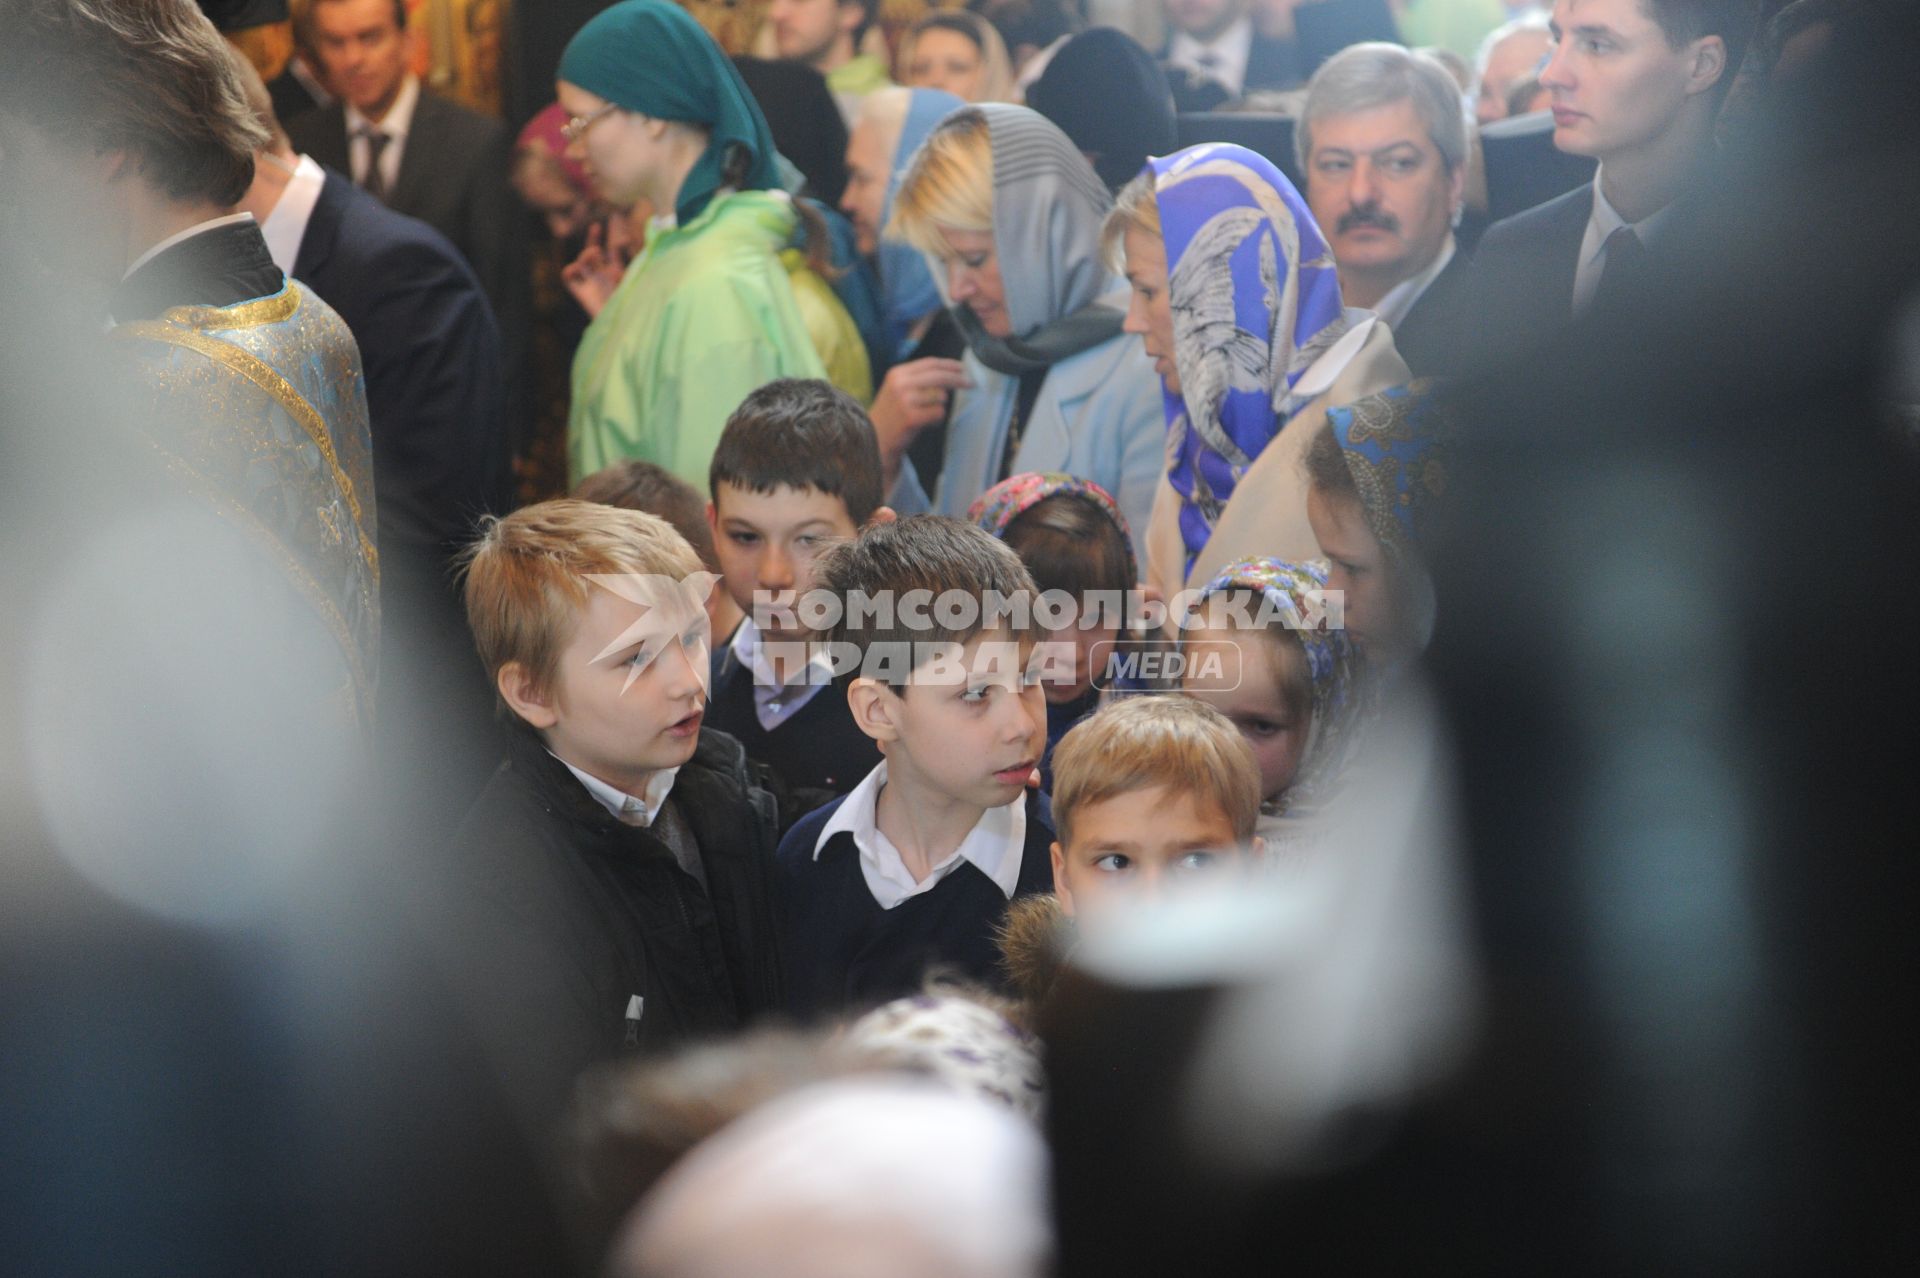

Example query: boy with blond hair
[450,499,783,1122]
[775,516,1056,1018]
[1048,695,1265,916]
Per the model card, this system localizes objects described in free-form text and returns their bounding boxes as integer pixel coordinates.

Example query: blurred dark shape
[733,56,851,207]
[1477,108,1598,224]
[1048,4,1920,1271]
[1027,27,1178,192]
[1176,112,1303,191]
[1294,0,1402,79]
[194,0,287,30]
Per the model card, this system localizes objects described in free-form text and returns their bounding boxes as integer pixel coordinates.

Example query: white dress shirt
[554,753,679,828]
[814,762,1028,910]
[344,73,420,194]
[729,615,835,732]
[260,154,328,275]
[1572,170,1680,315]
[1168,16,1256,97]
[1371,235,1457,331]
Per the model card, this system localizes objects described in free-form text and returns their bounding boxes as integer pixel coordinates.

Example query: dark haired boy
[707,379,888,818]
[775,515,1055,1019]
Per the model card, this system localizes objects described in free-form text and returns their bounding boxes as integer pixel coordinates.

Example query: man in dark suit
[289,0,529,445]
[235,52,515,827]
[1460,0,1757,367]
[1298,42,1472,376]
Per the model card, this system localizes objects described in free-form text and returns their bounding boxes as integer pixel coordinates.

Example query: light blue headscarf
[879,89,963,361]
[1146,143,1350,573]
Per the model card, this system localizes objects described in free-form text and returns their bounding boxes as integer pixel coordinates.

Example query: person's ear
[1249,834,1267,859]
[497,661,559,731]
[1447,160,1467,223]
[868,505,898,528]
[706,500,721,539]
[1686,35,1728,96]
[846,676,903,743]
[1050,840,1076,916]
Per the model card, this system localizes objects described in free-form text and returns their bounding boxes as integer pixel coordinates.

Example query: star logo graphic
[584,571,722,694]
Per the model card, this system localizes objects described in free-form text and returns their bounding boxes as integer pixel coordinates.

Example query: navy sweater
[774,786,1056,1021]
[707,648,881,829]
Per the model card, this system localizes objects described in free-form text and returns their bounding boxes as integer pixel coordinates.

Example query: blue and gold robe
[111,219,380,738]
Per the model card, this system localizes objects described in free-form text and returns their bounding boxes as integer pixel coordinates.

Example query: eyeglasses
[561,102,619,144]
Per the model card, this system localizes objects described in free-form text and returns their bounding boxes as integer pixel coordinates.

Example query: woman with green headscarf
[558,0,854,487]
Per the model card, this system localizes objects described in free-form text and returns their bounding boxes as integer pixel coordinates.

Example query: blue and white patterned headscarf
[879,89,964,361]
[1147,143,1350,573]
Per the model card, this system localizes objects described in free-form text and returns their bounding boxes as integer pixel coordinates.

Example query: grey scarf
[945,105,1126,377]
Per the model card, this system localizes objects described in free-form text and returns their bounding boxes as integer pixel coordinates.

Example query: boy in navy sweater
[776,516,1056,1019]
[706,380,887,826]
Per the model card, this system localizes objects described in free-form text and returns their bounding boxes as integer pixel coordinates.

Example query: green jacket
[568,189,827,486]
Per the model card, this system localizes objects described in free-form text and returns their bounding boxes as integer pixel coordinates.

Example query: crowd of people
[2,0,1915,1274]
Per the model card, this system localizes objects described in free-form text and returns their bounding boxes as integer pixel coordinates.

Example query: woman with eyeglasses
[556,0,862,487]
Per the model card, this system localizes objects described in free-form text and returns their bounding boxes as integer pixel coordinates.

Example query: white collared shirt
[344,73,420,193]
[1168,16,1256,97]
[1371,235,1457,331]
[1573,169,1679,314]
[814,762,1028,910]
[553,753,679,828]
[730,615,835,732]
[260,154,328,275]
[120,212,259,285]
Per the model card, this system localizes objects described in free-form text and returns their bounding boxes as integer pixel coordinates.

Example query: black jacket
[1388,245,1475,379]
[445,728,784,1123]
[1452,184,1594,370]
[292,170,513,833]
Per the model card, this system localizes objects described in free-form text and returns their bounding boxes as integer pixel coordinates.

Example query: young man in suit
[1298,42,1473,376]
[1462,0,1757,363]
[232,47,515,828]
[288,0,528,441]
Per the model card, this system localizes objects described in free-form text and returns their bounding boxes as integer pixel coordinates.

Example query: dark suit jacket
[288,86,530,442]
[1453,184,1594,371]
[293,171,510,558]
[1389,246,1475,378]
[290,170,513,826]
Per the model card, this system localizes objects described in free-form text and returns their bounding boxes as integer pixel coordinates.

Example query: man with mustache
[1298,41,1472,376]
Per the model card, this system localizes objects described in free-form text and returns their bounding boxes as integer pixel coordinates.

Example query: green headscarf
[557,0,781,225]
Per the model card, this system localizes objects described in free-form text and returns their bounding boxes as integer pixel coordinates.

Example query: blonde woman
[885,105,1164,562]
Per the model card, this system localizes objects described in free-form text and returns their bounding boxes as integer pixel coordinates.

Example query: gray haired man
[1297,41,1471,374]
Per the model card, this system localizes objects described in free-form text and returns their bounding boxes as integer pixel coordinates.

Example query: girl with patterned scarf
[1179,557,1371,853]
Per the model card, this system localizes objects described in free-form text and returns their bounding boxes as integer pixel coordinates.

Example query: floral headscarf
[1325,379,1457,569]
[966,471,1140,587]
[1197,556,1368,818]
[1147,144,1350,573]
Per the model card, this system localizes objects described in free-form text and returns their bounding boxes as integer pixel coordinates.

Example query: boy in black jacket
[776,516,1056,1020]
[449,499,782,1125]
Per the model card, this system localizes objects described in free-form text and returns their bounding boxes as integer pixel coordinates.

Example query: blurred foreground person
[0,6,571,1270]
[611,1079,1050,1278]
[1049,4,1920,1270]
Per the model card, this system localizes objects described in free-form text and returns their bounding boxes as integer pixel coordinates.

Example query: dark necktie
[360,127,391,201]
[1590,225,1649,314]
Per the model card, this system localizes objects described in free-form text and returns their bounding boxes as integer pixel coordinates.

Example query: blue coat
[890,324,1167,566]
